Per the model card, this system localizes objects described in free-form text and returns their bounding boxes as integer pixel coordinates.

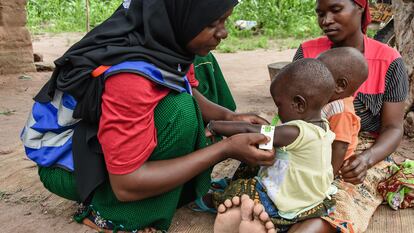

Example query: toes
[224,199,233,208]
[258,211,270,222]
[267,228,277,233]
[217,204,227,213]
[254,203,275,231]
[265,221,275,230]
[240,196,255,221]
[253,203,264,218]
[241,194,250,202]
[232,196,241,206]
[139,228,151,233]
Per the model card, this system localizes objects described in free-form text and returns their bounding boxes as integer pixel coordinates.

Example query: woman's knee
[288,218,335,233]
[38,166,80,201]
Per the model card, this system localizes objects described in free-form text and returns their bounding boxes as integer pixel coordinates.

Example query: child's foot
[239,195,276,233]
[213,196,242,233]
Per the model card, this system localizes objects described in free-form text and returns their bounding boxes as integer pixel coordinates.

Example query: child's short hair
[317,47,368,94]
[270,58,335,108]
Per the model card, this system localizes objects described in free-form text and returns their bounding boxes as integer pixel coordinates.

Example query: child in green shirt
[207,58,337,231]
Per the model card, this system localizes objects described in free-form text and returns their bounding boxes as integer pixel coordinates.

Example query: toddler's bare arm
[209,121,299,148]
[331,141,349,175]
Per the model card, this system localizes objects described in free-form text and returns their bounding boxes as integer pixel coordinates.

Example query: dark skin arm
[341,102,404,184]
[209,121,299,147]
[331,141,348,175]
[109,133,275,202]
[193,89,269,124]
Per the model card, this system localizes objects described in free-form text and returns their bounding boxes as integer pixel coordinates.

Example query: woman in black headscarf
[21,0,275,232]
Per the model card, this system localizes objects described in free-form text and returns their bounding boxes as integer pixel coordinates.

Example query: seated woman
[20,0,275,232]
[291,0,409,232]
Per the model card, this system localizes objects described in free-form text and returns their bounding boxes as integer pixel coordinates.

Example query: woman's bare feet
[214,195,276,233]
[214,196,242,233]
[239,195,276,233]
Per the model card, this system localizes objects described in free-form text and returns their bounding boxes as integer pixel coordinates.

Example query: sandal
[210,177,230,192]
[188,196,217,214]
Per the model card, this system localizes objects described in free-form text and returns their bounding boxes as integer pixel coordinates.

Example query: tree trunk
[393,0,414,137]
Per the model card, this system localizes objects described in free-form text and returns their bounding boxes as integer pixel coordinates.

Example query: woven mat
[169,207,214,233]
[169,205,414,233]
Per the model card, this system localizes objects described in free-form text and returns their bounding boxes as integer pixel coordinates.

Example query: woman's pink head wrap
[353,0,371,34]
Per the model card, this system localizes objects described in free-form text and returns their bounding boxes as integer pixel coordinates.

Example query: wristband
[206,121,216,136]
[259,125,275,150]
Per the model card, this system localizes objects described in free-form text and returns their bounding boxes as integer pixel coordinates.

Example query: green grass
[216,35,269,53]
[27,0,121,33]
[227,0,321,39]
[215,35,306,53]
[26,0,322,51]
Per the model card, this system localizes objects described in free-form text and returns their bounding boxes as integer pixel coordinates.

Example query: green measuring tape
[271,115,280,126]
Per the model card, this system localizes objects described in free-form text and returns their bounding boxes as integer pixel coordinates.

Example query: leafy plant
[228,0,322,39]
[26,0,322,51]
[27,0,121,33]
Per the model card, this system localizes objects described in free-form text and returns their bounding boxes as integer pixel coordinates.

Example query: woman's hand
[340,102,405,185]
[229,113,269,125]
[340,152,371,184]
[222,133,275,166]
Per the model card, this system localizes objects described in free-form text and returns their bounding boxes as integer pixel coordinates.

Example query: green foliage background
[27,0,121,32]
[27,0,323,51]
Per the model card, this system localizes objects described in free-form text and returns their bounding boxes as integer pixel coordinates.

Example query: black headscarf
[35,0,238,123]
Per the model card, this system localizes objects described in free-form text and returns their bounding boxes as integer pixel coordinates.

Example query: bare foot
[138,227,157,233]
[239,195,276,233]
[213,196,242,233]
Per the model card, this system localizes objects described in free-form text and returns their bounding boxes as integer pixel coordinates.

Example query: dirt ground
[0,33,413,232]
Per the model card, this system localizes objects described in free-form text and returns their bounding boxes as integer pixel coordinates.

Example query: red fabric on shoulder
[358,36,401,96]
[187,64,199,87]
[301,36,332,59]
[98,73,170,175]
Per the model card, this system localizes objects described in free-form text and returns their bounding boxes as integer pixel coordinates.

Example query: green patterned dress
[39,92,211,231]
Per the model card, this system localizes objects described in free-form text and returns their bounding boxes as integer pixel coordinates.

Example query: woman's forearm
[109,133,274,202]
[364,102,405,168]
[109,140,228,202]
[365,125,403,168]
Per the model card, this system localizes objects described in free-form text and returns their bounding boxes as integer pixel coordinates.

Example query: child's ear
[335,78,348,94]
[293,95,307,113]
